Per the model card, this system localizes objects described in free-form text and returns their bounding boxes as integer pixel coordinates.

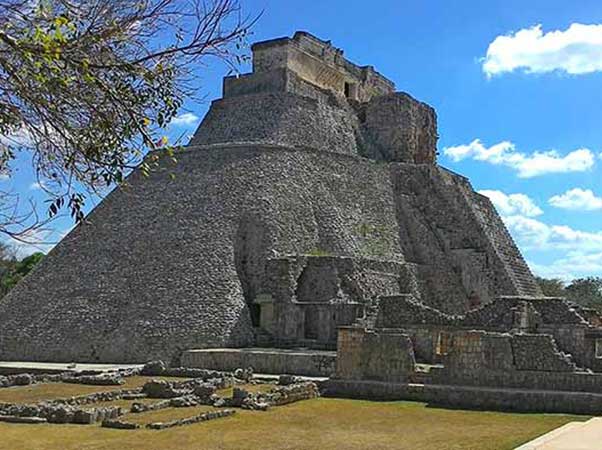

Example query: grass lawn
[0,396,586,450]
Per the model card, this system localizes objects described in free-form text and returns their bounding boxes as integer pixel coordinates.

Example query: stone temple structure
[4,33,602,410]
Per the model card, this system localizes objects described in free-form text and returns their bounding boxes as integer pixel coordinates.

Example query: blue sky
[6,0,602,280]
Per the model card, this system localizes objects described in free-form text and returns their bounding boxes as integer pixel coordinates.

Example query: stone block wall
[389,165,538,313]
[0,146,408,363]
[375,295,456,327]
[434,330,590,390]
[181,348,336,377]
[371,295,595,369]
[190,92,362,156]
[361,93,438,164]
[323,379,602,415]
[444,331,515,372]
[512,334,577,372]
[251,32,395,102]
[335,327,415,382]
[263,256,409,346]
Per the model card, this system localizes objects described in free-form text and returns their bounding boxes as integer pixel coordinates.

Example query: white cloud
[479,190,542,217]
[444,139,595,178]
[503,215,602,252]
[549,188,602,211]
[483,23,602,76]
[0,127,33,149]
[170,113,200,126]
[29,182,44,190]
[501,214,602,280]
[529,252,602,281]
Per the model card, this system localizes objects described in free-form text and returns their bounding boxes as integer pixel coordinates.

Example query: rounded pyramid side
[0,144,405,363]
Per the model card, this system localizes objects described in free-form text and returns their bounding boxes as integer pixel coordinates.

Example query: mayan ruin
[1,28,602,449]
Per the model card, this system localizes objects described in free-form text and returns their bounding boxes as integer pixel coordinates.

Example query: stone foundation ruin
[0,31,598,414]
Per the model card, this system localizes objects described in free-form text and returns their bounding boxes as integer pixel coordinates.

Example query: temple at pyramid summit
[3,33,602,413]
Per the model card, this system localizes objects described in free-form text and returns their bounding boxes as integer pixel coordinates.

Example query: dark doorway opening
[344,82,357,100]
[249,303,261,328]
[304,308,318,340]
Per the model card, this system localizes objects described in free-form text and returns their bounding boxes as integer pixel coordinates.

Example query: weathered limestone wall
[335,327,415,382]
[0,141,539,362]
[264,256,410,346]
[323,379,602,415]
[251,32,395,102]
[375,296,592,367]
[390,166,539,313]
[512,334,577,371]
[0,31,542,363]
[361,93,438,164]
[462,296,590,367]
[190,92,363,156]
[333,328,602,399]
[0,145,406,363]
[180,348,336,377]
[431,330,589,391]
[195,75,439,165]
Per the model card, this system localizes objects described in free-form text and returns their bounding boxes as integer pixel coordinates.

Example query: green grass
[0,396,587,450]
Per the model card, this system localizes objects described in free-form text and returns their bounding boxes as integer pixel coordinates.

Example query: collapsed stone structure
[2,32,599,413]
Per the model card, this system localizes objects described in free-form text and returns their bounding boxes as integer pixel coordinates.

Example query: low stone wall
[0,403,124,424]
[146,409,236,430]
[62,373,125,386]
[430,330,601,392]
[0,388,144,415]
[181,348,336,377]
[263,382,319,406]
[0,370,138,389]
[140,360,231,379]
[430,367,602,394]
[103,409,236,430]
[323,379,602,415]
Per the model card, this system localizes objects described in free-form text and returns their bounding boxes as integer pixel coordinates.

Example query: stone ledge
[323,379,602,415]
[181,348,336,377]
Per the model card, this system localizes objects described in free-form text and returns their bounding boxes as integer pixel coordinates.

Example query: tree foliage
[0,0,256,239]
[534,276,565,297]
[536,276,602,312]
[0,248,43,296]
[565,277,602,311]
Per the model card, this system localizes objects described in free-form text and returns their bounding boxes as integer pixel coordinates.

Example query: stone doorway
[304,307,319,340]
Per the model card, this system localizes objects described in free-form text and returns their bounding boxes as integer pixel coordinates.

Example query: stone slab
[0,415,48,424]
[0,361,142,375]
[181,347,336,377]
[515,417,602,449]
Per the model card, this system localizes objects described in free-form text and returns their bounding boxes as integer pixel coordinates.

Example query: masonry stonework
[0,32,544,373]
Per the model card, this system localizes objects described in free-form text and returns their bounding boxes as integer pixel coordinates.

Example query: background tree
[536,276,602,313]
[0,0,257,240]
[0,251,43,296]
[565,277,602,312]
[535,276,566,297]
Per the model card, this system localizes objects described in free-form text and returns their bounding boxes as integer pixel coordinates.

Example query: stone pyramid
[0,32,541,363]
